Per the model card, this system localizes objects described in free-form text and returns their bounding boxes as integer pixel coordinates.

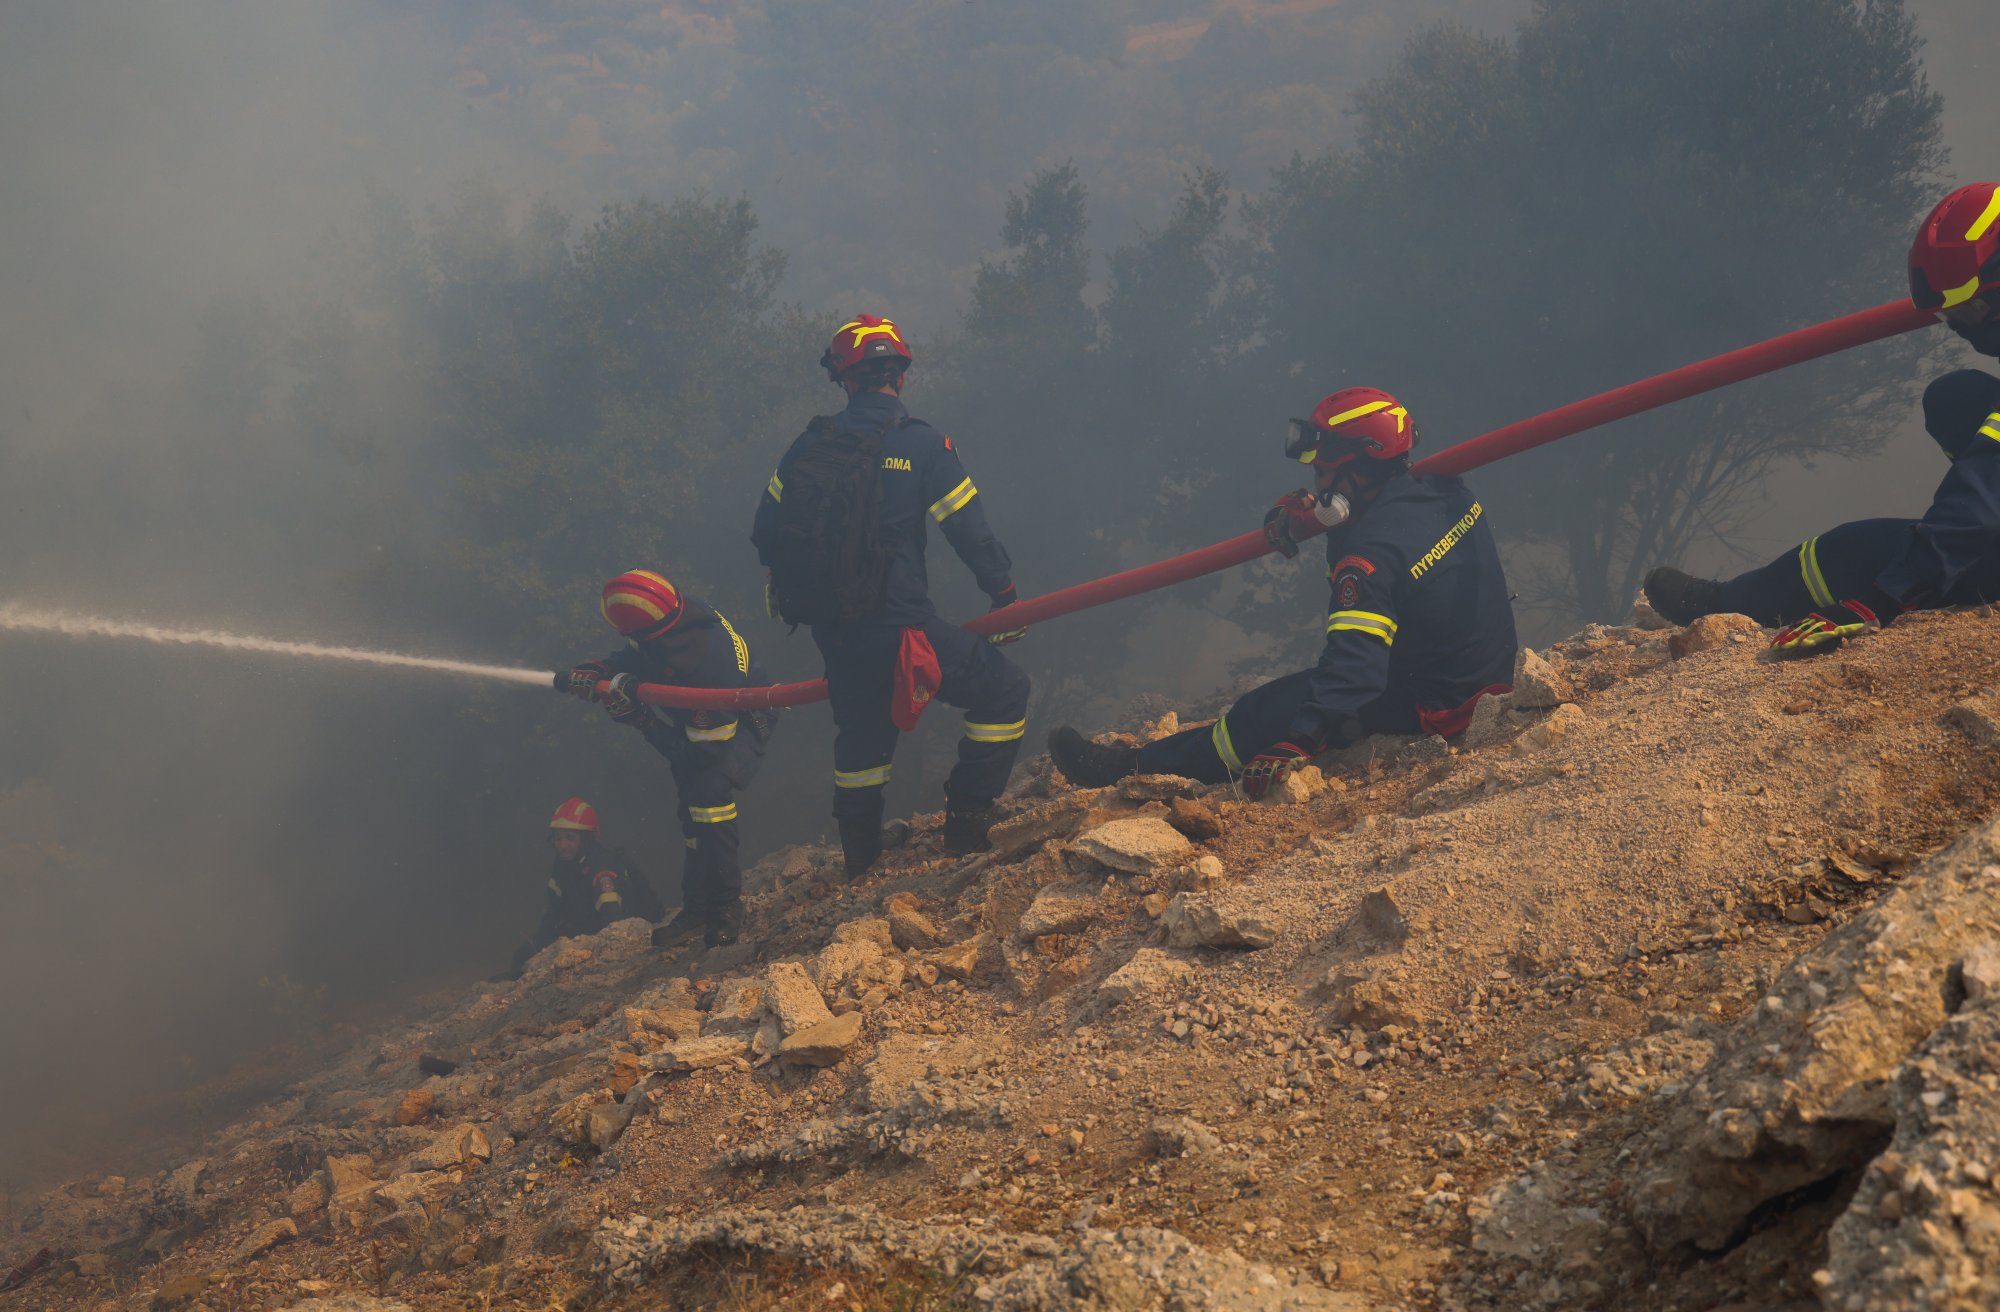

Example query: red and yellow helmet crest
[600,569,683,639]
[549,797,599,832]
[820,314,914,379]
[1910,182,2000,311]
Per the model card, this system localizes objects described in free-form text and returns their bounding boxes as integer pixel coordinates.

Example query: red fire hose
[604,298,1937,710]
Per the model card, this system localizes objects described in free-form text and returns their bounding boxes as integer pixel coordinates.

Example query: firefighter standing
[1049,388,1517,798]
[558,570,776,948]
[505,797,664,977]
[752,315,1030,877]
[1645,183,2000,652]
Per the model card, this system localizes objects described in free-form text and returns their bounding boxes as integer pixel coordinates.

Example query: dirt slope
[8,608,2000,1312]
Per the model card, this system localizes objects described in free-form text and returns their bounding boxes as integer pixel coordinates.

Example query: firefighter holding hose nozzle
[557,571,777,949]
[1645,183,2000,653]
[1049,388,1517,799]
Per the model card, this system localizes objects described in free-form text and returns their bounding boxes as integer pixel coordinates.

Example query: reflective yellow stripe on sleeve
[1798,536,1836,608]
[766,472,784,501]
[928,477,978,522]
[1979,410,2000,444]
[1327,610,1398,645]
[834,764,893,789]
[688,803,738,824]
[685,720,740,743]
[1211,714,1243,772]
[547,879,563,896]
[963,718,1026,744]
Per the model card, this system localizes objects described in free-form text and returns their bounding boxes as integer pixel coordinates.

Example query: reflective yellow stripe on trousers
[963,718,1025,744]
[1211,714,1243,772]
[1797,536,1836,609]
[688,803,738,823]
[834,765,893,789]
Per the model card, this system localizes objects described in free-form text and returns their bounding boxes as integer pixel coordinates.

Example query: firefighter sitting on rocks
[505,797,664,978]
[1645,182,2000,654]
[1049,387,1517,799]
[752,315,1029,878]
[558,570,777,949]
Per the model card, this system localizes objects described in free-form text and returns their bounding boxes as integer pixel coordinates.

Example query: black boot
[1642,566,1725,626]
[838,815,884,881]
[702,900,743,949]
[1047,726,1138,788]
[941,804,997,856]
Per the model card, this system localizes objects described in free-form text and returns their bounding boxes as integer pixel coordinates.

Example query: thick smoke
[0,0,1987,1192]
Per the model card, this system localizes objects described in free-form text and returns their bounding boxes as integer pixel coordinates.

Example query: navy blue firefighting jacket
[596,592,770,762]
[752,390,1014,626]
[1874,419,2000,611]
[1290,472,1517,741]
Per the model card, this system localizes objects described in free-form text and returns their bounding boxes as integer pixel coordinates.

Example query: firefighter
[1644,182,2000,653]
[505,797,664,977]
[1049,387,1517,798]
[557,570,777,948]
[752,315,1029,877]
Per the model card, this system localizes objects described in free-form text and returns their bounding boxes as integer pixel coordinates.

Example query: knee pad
[1923,370,2000,459]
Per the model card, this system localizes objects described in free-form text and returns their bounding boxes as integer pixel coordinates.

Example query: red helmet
[600,569,683,639]
[1909,182,2000,313]
[1285,387,1416,470]
[820,314,913,381]
[549,798,599,832]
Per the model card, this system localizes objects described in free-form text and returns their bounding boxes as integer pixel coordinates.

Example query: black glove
[601,673,648,725]
[1263,490,1316,559]
[559,660,612,701]
[987,583,1027,646]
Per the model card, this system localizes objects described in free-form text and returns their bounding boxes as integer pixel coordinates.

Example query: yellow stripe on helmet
[1322,399,1393,429]
[1966,189,2000,243]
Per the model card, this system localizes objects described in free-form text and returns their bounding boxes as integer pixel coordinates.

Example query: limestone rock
[642,1034,751,1074]
[778,1011,865,1066]
[1097,948,1195,1007]
[587,1090,650,1152]
[1352,884,1415,947]
[377,1170,458,1213]
[1945,691,2000,747]
[931,934,996,983]
[411,1124,490,1172]
[706,979,765,1030]
[1961,941,2000,1001]
[833,917,894,951]
[1159,893,1275,950]
[624,1005,704,1047]
[1510,647,1574,709]
[1668,611,1761,659]
[1166,795,1222,841]
[1017,882,1103,940]
[883,892,942,950]
[1266,764,1329,805]
[287,1175,329,1217]
[811,938,904,998]
[393,1089,434,1126]
[1148,1117,1222,1157]
[233,1217,297,1263]
[326,1154,379,1225]
[762,960,835,1037]
[988,792,1099,859]
[1070,817,1194,875]
[1322,966,1425,1028]
[1516,702,1586,755]
[1462,691,1520,749]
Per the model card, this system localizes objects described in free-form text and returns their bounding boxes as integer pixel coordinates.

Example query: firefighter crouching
[558,570,777,949]
[1050,387,1518,798]
[1645,183,2000,654]
[752,315,1030,878]
[505,798,664,978]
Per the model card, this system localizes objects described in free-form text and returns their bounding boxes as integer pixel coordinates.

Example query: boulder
[233,1217,297,1263]
[811,938,904,998]
[762,960,835,1037]
[706,979,765,1031]
[641,1034,751,1074]
[1321,965,1426,1029]
[931,934,996,984]
[1510,647,1574,709]
[1166,795,1222,841]
[988,793,1099,859]
[411,1125,490,1172]
[832,917,895,951]
[778,1012,865,1067]
[884,892,942,950]
[1017,882,1104,939]
[1351,884,1416,947]
[624,1005,704,1046]
[1515,702,1586,755]
[1668,611,1761,659]
[1070,817,1194,875]
[393,1089,434,1126]
[1159,893,1275,950]
[1097,948,1195,1007]
[287,1175,329,1217]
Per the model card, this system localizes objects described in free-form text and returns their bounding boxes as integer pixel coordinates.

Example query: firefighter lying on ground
[1049,387,1519,799]
[558,571,777,949]
[504,797,664,978]
[752,314,1029,879]
[1645,182,2000,654]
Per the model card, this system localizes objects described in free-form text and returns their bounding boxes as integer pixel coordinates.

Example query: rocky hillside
[8,607,2000,1312]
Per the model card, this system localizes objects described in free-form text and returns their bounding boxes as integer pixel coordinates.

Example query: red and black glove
[1239,736,1322,800]
[600,673,648,725]
[1262,490,1318,559]
[987,583,1027,646]
[558,660,612,701]
[1770,599,1893,656]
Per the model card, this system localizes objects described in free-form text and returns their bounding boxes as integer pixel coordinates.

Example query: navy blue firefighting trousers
[1136,670,1420,785]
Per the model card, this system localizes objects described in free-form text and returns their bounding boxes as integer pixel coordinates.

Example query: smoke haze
[0,0,1991,1188]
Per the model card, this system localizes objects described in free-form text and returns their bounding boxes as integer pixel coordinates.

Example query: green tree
[1248,0,1945,621]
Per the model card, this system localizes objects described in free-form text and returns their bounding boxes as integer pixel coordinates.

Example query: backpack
[766,414,909,626]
